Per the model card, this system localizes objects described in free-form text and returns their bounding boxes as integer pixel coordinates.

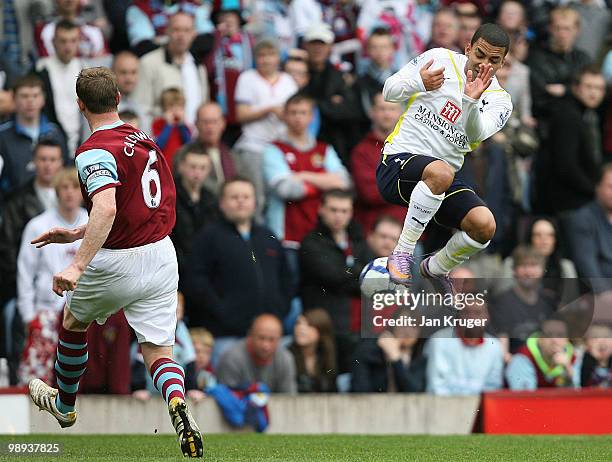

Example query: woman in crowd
[499,217,578,302]
[289,308,337,393]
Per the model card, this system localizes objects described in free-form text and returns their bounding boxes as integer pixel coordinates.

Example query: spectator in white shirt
[36,20,87,155]
[134,11,210,127]
[17,167,88,385]
[234,39,298,216]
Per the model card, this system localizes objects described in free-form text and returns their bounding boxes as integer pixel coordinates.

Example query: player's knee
[482,216,497,242]
[62,308,88,332]
[464,208,496,243]
[423,161,454,194]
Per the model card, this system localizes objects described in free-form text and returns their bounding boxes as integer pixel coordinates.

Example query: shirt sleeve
[16,219,39,324]
[462,89,513,144]
[483,340,504,391]
[323,145,351,186]
[382,50,433,102]
[125,5,155,47]
[323,145,345,173]
[279,349,298,394]
[425,338,455,395]
[263,144,307,200]
[263,144,292,185]
[75,149,121,197]
[505,353,538,391]
[193,4,214,34]
[602,51,612,82]
[234,72,254,106]
[215,348,245,389]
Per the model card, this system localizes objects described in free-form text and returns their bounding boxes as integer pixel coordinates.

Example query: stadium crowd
[0,0,612,405]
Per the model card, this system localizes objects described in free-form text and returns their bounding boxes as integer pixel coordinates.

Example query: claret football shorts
[66,236,179,346]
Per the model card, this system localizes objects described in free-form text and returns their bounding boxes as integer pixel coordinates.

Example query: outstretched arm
[31,224,87,248]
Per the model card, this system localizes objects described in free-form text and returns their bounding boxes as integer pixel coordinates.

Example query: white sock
[394,181,445,254]
[428,231,490,275]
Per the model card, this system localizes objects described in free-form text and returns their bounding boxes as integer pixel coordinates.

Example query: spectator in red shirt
[350,92,405,235]
[263,93,350,297]
[263,93,350,251]
[152,88,192,166]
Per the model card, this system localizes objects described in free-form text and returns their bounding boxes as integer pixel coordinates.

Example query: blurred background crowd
[0,0,611,402]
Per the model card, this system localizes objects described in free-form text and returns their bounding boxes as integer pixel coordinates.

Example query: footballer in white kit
[376,24,513,290]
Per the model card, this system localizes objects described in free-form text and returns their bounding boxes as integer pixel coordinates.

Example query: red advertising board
[483,389,612,434]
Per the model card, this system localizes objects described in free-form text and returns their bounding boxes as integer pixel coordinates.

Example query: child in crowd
[119,110,140,130]
[152,88,192,165]
[188,328,217,402]
[579,325,612,388]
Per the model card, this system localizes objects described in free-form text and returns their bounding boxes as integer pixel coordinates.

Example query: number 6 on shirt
[142,150,162,208]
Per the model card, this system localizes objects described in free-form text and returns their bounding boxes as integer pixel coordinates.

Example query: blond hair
[550,6,580,27]
[189,328,214,349]
[53,167,80,194]
[159,87,185,111]
[512,244,546,269]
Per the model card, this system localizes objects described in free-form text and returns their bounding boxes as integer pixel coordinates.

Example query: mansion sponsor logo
[414,104,468,149]
[440,100,462,123]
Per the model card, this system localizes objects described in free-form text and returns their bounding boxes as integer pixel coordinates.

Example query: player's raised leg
[29,306,89,428]
[421,205,496,292]
[142,343,203,458]
[388,160,453,285]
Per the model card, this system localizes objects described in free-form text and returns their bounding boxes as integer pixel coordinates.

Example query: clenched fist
[419,59,445,91]
[53,263,84,296]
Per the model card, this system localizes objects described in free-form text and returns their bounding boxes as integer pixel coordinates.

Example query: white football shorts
[66,236,179,346]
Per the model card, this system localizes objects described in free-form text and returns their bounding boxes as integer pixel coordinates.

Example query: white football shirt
[382,47,513,171]
[234,69,298,153]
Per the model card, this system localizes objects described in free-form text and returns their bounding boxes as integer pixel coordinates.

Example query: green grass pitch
[1,434,611,461]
